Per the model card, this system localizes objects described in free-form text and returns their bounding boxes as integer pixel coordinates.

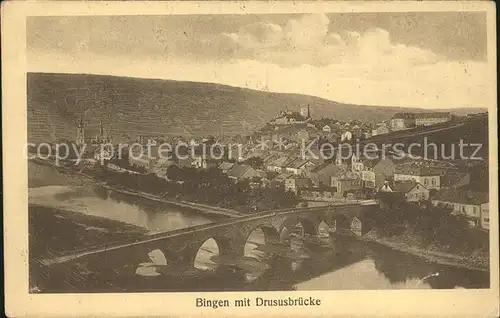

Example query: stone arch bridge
[40,201,379,271]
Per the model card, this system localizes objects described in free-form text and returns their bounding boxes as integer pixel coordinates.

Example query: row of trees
[165,165,299,211]
[108,156,148,174]
[373,192,484,253]
[87,164,300,213]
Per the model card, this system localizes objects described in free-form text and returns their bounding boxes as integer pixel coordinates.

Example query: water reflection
[131,235,489,291]
[244,228,268,282]
[245,228,266,260]
[29,183,218,233]
[29,162,489,292]
[136,263,162,277]
[195,238,219,271]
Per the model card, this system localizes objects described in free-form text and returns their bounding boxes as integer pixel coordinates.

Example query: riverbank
[29,204,149,258]
[361,229,489,273]
[30,158,243,218]
[100,185,244,218]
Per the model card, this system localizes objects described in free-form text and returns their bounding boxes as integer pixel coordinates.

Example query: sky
[27,12,493,108]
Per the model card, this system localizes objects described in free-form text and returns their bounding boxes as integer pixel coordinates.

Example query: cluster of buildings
[74,117,117,160]
[366,111,452,137]
[270,106,312,125]
[72,107,488,231]
[263,108,374,145]
[389,112,452,131]
[190,149,489,230]
[75,117,113,147]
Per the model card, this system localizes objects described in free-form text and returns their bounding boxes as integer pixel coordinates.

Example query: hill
[27,72,487,142]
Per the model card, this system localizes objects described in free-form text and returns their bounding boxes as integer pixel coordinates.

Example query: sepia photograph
[2,1,499,317]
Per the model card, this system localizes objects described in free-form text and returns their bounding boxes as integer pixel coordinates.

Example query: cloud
[205,15,443,69]
[27,14,491,109]
[283,13,330,50]
[237,21,284,49]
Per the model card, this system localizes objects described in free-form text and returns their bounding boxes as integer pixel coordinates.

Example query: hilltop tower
[76,117,85,146]
[300,104,311,118]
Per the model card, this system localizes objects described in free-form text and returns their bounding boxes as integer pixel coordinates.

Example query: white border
[2,1,498,317]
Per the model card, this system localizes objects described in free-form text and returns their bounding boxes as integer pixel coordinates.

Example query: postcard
[2,1,499,317]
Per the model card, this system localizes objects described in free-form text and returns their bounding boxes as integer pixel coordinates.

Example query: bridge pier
[169,236,247,271]
[40,202,379,273]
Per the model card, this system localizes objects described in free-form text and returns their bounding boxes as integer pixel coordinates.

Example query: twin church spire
[76,117,112,146]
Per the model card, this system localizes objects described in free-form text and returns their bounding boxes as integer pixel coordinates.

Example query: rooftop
[392,112,451,120]
[287,158,314,169]
[395,163,447,176]
[227,164,254,179]
[219,162,235,171]
[267,156,291,167]
[273,171,294,182]
[391,180,421,193]
[432,188,489,205]
[286,177,311,187]
[312,162,348,175]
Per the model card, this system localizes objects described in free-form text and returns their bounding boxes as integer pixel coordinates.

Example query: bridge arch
[279,226,291,243]
[134,248,173,277]
[244,224,280,244]
[317,220,331,237]
[192,236,233,270]
[333,214,353,230]
[279,216,318,243]
[243,224,280,259]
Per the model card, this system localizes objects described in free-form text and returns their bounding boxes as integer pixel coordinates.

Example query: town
[21,8,494,301]
[33,105,490,233]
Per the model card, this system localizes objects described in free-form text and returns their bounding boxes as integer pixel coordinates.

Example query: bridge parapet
[40,202,379,268]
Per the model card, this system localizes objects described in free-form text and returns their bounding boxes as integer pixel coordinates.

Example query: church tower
[99,119,104,137]
[76,117,85,146]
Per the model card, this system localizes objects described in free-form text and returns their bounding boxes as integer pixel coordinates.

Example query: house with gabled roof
[394,163,446,190]
[226,164,261,183]
[432,188,489,229]
[372,124,390,136]
[340,130,353,142]
[331,171,363,198]
[305,162,348,188]
[218,161,235,173]
[284,158,317,176]
[378,180,429,202]
[261,153,278,166]
[266,155,290,172]
[361,157,396,189]
[272,171,294,187]
[285,177,312,194]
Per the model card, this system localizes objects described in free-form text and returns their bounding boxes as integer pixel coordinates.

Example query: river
[28,161,489,292]
[29,161,219,233]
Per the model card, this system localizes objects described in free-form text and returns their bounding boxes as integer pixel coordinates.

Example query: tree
[250,176,262,184]
[166,165,182,181]
[244,157,264,169]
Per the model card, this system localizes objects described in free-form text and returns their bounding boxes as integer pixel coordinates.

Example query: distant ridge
[27,72,487,143]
